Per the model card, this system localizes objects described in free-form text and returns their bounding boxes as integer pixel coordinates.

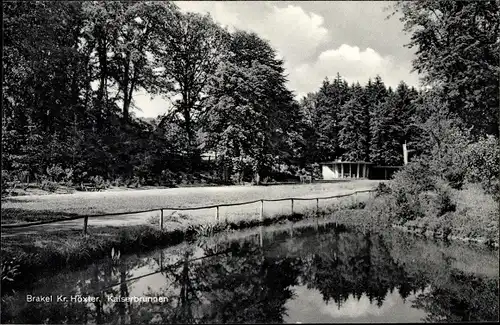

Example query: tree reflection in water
[1,223,498,324]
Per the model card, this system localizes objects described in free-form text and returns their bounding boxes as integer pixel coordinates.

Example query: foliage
[465,135,500,198]
[89,175,107,190]
[204,31,299,183]
[433,179,456,217]
[153,10,230,157]
[1,0,497,198]
[374,182,392,197]
[302,74,351,162]
[392,156,436,194]
[45,164,73,184]
[1,1,227,191]
[1,170,12,197]
[339,83,370,161]
[392,0,499,136]
[311,162,321,180]
[41,181,59,193]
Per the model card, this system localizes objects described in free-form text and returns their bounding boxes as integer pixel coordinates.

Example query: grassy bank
[369,182,499,247]
[3,181,496,293]
[1,180,380,224]
[0,195,369,292]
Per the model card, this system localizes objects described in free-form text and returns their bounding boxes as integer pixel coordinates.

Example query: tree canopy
[2,0,497,192]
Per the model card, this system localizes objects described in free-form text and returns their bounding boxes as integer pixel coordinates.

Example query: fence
[1,189,375,235]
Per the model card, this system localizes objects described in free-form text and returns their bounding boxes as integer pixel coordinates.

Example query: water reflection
[1,222,498,324]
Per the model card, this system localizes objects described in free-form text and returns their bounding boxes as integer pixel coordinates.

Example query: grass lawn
[1,180,380,224]
[0,196,372,292]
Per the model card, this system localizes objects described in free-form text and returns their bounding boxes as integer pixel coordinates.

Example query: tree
[298,93,321,164]
[370,92,404,166]
[81,1,178,123]
[154,11,230,157]
[392,0,500,137]
[367,76,397,165]
[204,31,299,183]
[2,1,86,174]
[314,74,351,161]
[339,82,370,161]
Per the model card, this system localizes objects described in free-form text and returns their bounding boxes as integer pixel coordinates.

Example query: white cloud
[319,45,383,66]
[289,44,420,98]
[176,1,242,30]
[132,2,420,117]
[176,1,329,64]
[256,4,329,64]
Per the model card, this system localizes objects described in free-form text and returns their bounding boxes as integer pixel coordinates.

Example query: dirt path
[1,180,380,238]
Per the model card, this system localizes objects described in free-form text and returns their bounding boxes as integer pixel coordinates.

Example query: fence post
[83,216,88,235]
[316,198,319,216]
[291,199,294,215]
[259,226,263,247]
[260,200,264,222]
[216,206,220,223]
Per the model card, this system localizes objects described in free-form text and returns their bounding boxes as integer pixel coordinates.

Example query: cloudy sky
[133,1,422,118]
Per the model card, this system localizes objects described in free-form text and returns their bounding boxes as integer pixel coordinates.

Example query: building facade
[320,161,373,179]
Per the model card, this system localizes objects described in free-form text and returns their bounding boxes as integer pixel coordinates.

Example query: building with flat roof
[320,161,373,179]
[319,160,403,180]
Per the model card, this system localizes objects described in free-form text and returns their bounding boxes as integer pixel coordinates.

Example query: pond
[1,220,499,324]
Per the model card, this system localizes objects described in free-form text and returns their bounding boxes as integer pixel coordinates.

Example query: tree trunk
[123,98,131,123]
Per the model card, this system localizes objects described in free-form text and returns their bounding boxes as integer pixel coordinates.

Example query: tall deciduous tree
[82,1,178,123]
[298,92,321,164]
[3,1,85,173]
[370,93,404,166]
[154,11,230,152]
[204,31,298,183]
[392,0,500,136]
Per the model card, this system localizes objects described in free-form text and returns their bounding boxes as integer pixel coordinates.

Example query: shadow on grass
[0,196,374,295]
[0,209,346,291]
[0,208,84,224]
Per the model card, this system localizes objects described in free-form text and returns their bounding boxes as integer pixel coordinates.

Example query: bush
[127,176,141,188]
[61,168,74,186]
[434,180,456,216]
[46,164,65,182]
[394,189,425,223]
[160,169,176,186]
[465,135,500,196]
[391,156,436,195]
[311,162,321,180]
[1,170,12,197]
[230,157,255,184]
[89,175,107,190]
[42,180,59,192]
[16,170,30,185]
[111,176,126,187]
[421,121,471,190]
[72,163,89,185]
[374,182,391,197]
[1,257,21,291]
